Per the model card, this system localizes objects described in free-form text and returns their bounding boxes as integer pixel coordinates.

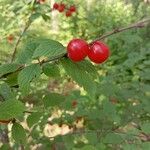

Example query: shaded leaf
[0,63,21,77]
[12,123,26,143]
[42,63,60,77]
[32,39,66,59]
[0,100,25,120]
[43,93,66,109]
[18,64,41,94]
[27,112,43,128]
[61,59,97,97]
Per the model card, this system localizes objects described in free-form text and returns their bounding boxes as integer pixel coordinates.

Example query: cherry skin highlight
[88,41,110,64]
[67,39,89,62]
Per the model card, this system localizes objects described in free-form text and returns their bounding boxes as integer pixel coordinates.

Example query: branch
[93,18,150,42]
[1,18,149,79]
[11,16,32,62]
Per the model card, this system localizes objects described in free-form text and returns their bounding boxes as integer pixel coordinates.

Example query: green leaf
[0,144,10,150]
[63,135,74,149]
[85,132,97,145]
[0,100,25,120]
[123,144,138,150]
[42,63,60,77]
[42,14,50,21]
[141,122,150,134]
[103,133,124,144]
[43,93,66,109]
[27,112,43,128]
[96,143,106,150]
[16,40,40,64]
[5,72,18,87]
[78,60,98,79]
[61,59,97,97]
[30,13,41,22]
[32,39,66,59]
[0,63,21,77]
[0,83,14,100]
[18,64,41,94]
[12,123,26,143]
[80,145,96,150]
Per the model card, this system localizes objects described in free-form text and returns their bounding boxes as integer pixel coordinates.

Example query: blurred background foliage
[0,0,150,149]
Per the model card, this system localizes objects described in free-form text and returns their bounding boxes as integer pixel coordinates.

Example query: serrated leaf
[141,122,150,133]
[12,123,26,143]
[43,93,66,109]
[27,112,43,128]
[42,63,60,77]
[0,144,10,150]
[80,145,96,150]
[61,59,97,97]
[0,100,25,120]
[18,64,41,94]
[78,60,98,79]
[63,135,74,149]
[42,14,50,21]
[5,72,18,87]
[85,132,97,145]
[0,63,21,77]
[103,133,124,144]
[29,13,41,22]
[16,40,40,64]
[0,83,14,100]
[32,39,66,59]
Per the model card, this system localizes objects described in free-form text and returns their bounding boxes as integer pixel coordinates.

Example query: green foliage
[16,40,40,64]
[0,0,150,149]
[0,83,14,100]
[0,63,21,77]
[42,63,60,77]
[61,59,97,97]
[18,64,41,94]
[0,100,25,120]
[32,39,66,59]
[141,122,150,133]
[12,123,26,143]
[27,112,43,128]
[43,93,66,109]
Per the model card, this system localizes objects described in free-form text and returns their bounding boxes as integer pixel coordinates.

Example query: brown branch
[1,18,149,79]
[93,18,150,42]
[11,17,31,62]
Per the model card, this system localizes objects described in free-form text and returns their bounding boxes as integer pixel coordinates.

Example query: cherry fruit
[53,3,59,10]
[58,3,65,12]
[88,41,110,64]
[67,39,89,62]
[69,6,76,12]
[66,10,72,17]
[72,100,78,108]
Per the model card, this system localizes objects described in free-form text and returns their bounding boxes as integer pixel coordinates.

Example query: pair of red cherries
[67,39,110,64]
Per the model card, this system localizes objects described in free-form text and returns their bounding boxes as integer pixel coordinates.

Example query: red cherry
[69,6,76,12]
[67,39,89,62]
[58,3,65,12]
[72,100,77,108]
[88,41,110,64]
[53,3,59,10]
[66,10,72,17]
[7,35,14,43]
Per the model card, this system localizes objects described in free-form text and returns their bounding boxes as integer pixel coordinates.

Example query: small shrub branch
[2,18,150,79]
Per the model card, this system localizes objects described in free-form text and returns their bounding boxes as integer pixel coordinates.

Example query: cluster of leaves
[0,0,150,149]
